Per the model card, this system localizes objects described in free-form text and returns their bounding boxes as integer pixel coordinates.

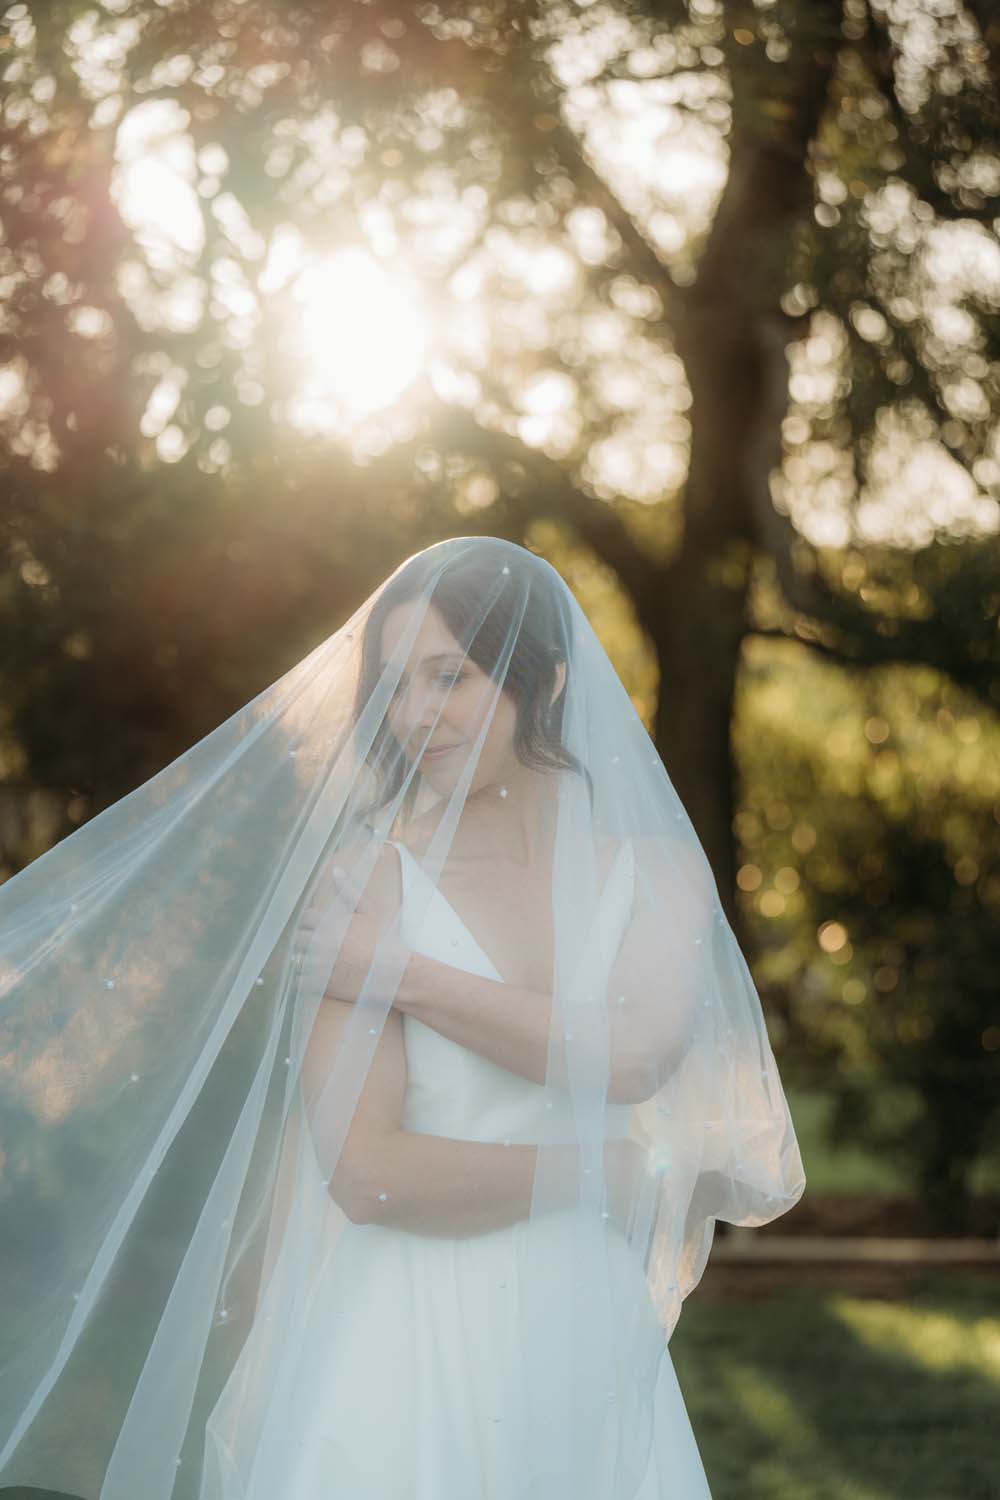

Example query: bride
[0,536,805,1499]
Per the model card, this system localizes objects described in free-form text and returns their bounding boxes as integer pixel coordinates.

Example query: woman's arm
[396,842,710,1106]
[347,1123,573,1237]
[305,836,708,1111]
[303,994,640,1236]
[398,961,547,1086]
[395,961,658,1107]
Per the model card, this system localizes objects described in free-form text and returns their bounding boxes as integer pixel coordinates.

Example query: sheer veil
[0,534,805,1499]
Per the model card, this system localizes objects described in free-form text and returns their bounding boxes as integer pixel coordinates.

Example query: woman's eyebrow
[377,652,465,673]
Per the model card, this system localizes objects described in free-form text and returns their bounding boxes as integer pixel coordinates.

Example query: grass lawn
[670,1270,1000,1500]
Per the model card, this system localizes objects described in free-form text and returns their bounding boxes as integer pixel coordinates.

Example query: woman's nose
[394,680,442,737]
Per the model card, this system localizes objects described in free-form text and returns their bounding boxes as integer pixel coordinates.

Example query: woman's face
[379,601,519,795]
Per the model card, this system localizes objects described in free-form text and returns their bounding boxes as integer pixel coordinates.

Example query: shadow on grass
[672,1271,999,1500]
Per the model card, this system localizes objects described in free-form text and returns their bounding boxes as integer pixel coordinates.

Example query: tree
[1,0,997,1215]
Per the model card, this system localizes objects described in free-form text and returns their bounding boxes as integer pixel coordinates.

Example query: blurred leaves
[1,0,998,1215]
[734,639,1000,1224]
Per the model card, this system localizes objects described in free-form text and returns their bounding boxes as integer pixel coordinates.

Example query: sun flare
[291,248,428,420]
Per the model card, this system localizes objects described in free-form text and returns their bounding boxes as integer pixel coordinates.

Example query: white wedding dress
[203,839,714,1499]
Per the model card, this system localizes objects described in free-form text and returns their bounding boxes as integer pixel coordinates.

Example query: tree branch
[961,0,1000,89]
[542,117,689,335]
[503,4,690,335]
[863,2,998,226]
[750,491,999,709]
[420,396,661,602]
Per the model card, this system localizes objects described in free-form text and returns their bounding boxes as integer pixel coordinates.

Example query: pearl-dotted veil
[0,535,804,1499]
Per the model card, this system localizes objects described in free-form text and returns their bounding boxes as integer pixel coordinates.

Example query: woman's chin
[416,761,461,797]
[418,764,491,800]
[420,770,450,794]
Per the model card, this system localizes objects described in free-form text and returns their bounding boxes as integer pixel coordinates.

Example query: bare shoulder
[629,829,717,904]
[321,835,403,919]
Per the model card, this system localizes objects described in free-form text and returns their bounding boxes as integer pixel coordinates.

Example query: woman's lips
[421,742,464,760]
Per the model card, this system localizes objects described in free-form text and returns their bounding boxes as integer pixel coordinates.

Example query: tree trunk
[643,6,841,928]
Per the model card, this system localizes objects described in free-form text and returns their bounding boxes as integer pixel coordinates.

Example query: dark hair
[354,539,590,820]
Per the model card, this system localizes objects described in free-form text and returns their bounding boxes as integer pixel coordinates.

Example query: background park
[1,1,998,1496]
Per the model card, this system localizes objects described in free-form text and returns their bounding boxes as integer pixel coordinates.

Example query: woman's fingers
[298,906,385,1005]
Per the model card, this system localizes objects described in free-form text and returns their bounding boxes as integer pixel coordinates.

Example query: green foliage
[734,636,1000,1221]
[1,0,998,1217]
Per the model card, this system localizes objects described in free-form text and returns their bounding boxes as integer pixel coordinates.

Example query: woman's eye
[436,672,464,687]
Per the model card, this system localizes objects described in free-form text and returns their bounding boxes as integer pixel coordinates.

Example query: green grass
[671,1272,1000,1500]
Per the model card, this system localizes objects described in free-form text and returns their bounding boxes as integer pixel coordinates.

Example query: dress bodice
[391,840,636,1143]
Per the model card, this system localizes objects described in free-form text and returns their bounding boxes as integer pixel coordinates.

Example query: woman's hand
[297,892,404,1006]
